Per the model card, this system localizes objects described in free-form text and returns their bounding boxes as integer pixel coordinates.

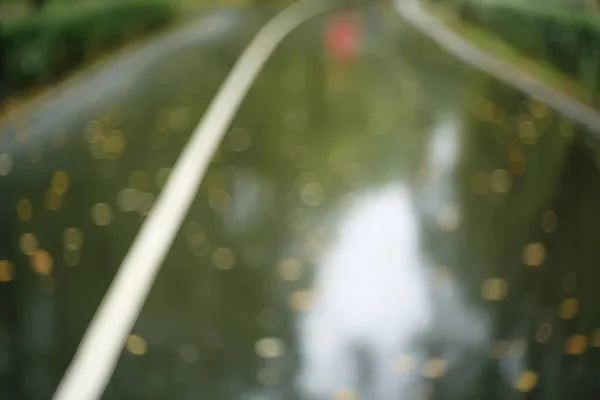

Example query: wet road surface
[2,2,600,400]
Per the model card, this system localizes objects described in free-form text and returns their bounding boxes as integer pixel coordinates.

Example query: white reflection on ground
[297,184,431,399]
[296,183,489,399]
[296,115,489,399]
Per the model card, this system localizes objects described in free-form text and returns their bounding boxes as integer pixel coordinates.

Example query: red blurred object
[325,12,361,64]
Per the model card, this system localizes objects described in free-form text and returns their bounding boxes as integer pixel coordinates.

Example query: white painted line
[52,2,337,399]
[395,0,600,133]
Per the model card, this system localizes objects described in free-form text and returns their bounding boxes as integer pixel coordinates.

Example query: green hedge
[456,0,600,102]
[1,0,174,92]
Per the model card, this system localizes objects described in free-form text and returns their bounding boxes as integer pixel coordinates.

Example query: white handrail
[52,2,337,399]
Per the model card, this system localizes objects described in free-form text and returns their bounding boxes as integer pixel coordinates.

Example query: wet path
[2,2,600,400]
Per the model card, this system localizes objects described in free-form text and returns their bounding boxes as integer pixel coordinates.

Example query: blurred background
[0,0,260,106]
[2,0,600,399]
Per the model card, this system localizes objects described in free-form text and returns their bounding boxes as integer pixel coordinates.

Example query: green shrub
[1,0,174,92]
[456,0,600,102]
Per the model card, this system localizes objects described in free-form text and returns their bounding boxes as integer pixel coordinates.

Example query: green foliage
[1,0,174,92]
[456,0,600,102]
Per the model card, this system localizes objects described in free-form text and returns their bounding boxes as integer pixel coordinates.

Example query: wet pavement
[2,2,600,400]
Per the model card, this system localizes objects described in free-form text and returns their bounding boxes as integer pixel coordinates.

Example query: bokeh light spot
[481,278,508,301]
[288,290,313,312]
[64,249,80,266]
[254,338,285,359]
[208,189,230,213]
[437,206,460,232]
[30,250,53,275]
[518,120,537,144]
[63,228,84,251]
[535,323,552,344]
[117,188,143,212]
[257,368,278,386]
[0,261,14,282]
[300,182,324,207]
[559,298,579,319]
[490,169,512,194]
[566,334,587,355]
[91,203,113,226]
[178,344,199,363]
[17,198,32,221]
[212,247,235,270]
[51,171,70,195]
[515,371,538,392]
[44,190,62,211]
[126,334,147,356]
[20,233,38,256]
[541,210,558,233]
[522,243,545,267]
[422,358,446,379]
[277,258,303,281]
